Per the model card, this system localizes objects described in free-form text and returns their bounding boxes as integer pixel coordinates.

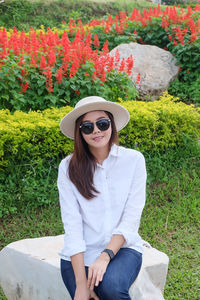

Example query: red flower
[107,56,114,72]
[69,18,76,36]
[30,56,37,68]
[118,58,125,72]
[114,49,120,67]
[86,33,92,47]
[102,40,109,54]
[126,55,134,76]
[20,81,30,93]
[17,56,24,66]
[115,22,120,34]
[136,73,141,85]
[20,68,27,77]
[40,55,47,72]
[55,67,63,84]
[100,71,106,83]
[45,67,53,93]
[48,49,56,67]
[94,34,99,49]
[69,59,79,78]
[190,33,197,43]
[92,72,97,79]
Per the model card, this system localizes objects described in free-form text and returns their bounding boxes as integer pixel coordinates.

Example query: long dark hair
[68,111,119,199]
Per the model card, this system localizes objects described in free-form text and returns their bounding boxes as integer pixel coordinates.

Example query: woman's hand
[74,283,90,300]
[87,253,110,291]
[74,283,99,300]
[90,290,100,300]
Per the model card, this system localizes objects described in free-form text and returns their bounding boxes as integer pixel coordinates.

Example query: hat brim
[60,101,130,139]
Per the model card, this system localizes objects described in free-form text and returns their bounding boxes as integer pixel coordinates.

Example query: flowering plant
[0,28,138,111]
[0,4,200,109]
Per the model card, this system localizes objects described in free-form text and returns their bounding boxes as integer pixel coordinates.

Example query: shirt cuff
[63,236,86,257]
[112,228,138,246]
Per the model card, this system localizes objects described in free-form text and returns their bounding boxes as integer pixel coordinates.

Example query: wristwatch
[102,249,115,260]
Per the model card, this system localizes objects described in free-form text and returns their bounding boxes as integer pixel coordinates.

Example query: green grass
[0,0,159,30]
[0,142,200,299]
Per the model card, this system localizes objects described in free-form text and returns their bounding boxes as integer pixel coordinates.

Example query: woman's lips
[92,136,104,142]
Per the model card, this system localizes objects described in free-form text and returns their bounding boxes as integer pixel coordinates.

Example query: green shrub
[162,0,200,7]
[0,92,199,170]
[167,38,200,81]
[0,106,74,168]
[120,93,200,150]
[168,76,200,106]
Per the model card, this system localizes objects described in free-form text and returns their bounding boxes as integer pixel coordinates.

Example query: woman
[57,96,147,300]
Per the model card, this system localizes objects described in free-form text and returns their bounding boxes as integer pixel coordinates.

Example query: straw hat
[60,96,130,139]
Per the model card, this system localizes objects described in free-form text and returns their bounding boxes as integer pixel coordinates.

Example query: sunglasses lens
[80,122,94,134]
[96,119,110,131]
[80,119,110,135]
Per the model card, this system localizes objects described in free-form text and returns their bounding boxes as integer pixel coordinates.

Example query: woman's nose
[93,123,100,133]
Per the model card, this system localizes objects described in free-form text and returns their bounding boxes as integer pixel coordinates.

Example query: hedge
[0,92,200,170]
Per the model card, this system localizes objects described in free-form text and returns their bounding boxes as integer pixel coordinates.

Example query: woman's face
[81,110,112,151]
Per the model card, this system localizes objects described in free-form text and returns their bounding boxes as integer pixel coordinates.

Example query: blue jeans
[61,248,142,300]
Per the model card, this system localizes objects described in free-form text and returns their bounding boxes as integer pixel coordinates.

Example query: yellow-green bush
[0,106,74,168]
[0,93,199,169]
[121,93,200,150]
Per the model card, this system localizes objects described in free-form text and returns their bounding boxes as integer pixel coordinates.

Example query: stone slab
[0,236,169,300]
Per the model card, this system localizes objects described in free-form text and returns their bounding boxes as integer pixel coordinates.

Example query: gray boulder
[109,42,179,99]
[152,0,161,4]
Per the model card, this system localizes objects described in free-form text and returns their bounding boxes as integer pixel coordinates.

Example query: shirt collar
[96,144,119,168]
[109,143,120,157]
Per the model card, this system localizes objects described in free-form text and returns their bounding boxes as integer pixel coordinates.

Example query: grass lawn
[1,143,200,299]
[0,0,160,30]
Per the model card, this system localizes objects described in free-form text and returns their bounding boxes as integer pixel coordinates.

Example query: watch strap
[102,248,115,260]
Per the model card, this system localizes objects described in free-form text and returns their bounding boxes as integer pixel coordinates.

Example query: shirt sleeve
[57,159,86,257]
[112,152,147,246]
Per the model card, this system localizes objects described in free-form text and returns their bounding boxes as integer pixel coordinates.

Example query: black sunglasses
[80,118,111,135]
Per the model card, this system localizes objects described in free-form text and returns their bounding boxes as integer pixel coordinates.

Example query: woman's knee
[98,277,129,300]
[97,249,142,299]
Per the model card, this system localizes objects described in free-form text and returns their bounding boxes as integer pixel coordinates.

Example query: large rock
[0,236,169,300]
[109,42,179,99]
[152,0,161,4]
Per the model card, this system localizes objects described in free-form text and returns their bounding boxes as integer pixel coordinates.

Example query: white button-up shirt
[57,144,147,266]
